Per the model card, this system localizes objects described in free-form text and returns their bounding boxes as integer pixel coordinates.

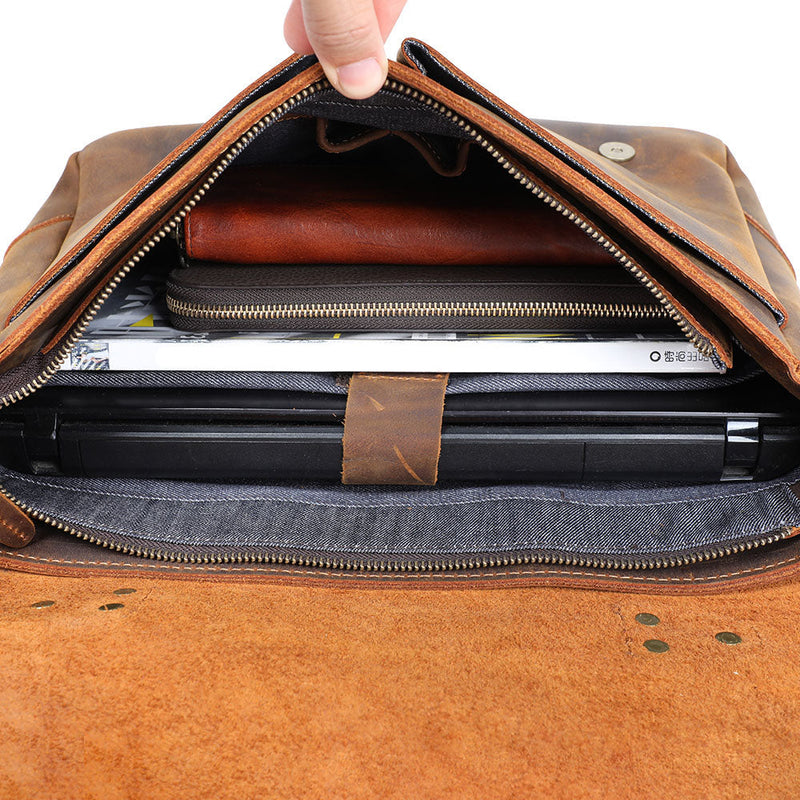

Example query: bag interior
[4,96,800,567]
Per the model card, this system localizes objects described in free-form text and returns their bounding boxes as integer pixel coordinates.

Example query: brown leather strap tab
[0,492,35,548]
[342,373,449,486]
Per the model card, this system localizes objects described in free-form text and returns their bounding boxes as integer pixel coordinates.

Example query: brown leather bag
[1,35,799,575]
[1,40,799,798]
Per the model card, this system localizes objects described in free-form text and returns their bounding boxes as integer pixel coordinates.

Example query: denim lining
[47,365,761,395]
[3,464,798,558]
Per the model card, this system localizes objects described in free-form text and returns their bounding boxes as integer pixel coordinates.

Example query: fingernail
[336,57,384,99]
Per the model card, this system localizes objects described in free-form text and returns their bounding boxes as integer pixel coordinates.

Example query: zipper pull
[0,492,35,548]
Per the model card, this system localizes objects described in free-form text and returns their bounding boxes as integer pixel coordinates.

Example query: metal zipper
[0,483,794,571]
[166,297,670,322]
[0,76,746,573]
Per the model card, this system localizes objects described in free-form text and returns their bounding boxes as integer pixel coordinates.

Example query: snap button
[599,141,636,163]
[715,632,742,645]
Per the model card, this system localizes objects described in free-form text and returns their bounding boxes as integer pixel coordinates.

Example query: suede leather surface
[1,569,798,799]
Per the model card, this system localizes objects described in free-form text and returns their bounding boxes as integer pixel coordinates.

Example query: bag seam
[3,214,75,258]
[1,548,797,583]
[744,211,796,277]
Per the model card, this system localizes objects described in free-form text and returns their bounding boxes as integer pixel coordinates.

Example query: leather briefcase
[1,39,799,799]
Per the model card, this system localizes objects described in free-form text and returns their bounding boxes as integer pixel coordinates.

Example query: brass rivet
[599,141,636,163]
[635,613,660,626]
[113,588,137,596]
[30,600,55,609]
[99,603,124,611]
[716,632,742,645]
[643,639,669,653]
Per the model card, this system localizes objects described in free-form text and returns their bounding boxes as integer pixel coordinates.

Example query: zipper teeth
[0,81,323,408]
[1,484,792,571]
[468,138,713,356]
[166,297,670,322]
[2,77,714,409]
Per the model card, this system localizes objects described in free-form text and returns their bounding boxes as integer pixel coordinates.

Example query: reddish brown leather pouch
[181,163,619,267]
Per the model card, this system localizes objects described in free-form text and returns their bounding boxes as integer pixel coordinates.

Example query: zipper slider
[0,492,35,548]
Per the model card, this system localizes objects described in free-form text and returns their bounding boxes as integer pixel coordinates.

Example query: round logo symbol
[650,351,662,362]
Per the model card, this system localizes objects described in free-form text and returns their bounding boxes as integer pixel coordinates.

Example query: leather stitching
[3,214,74,258]
[0,520,30,544]
[744,212,796,276]
[0,549,798,583]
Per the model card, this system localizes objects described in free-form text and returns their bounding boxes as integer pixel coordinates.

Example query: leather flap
[399,40,785,324]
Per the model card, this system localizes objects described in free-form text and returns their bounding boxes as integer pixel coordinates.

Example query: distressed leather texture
[1,569,799,799]
[342,373,449,485]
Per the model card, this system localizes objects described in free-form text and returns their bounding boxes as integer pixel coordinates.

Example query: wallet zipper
[0,482,794,571]
[166,298,671,323]
[2,77,717,409]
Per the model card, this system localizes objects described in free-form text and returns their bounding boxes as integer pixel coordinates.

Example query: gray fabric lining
[3,464,799,558]
[48,365,762,394]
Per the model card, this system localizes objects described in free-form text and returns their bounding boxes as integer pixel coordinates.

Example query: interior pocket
[2,463,799,570]
[170,113,727,348]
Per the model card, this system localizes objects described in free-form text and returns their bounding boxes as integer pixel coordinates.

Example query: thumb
[300,0,388,99]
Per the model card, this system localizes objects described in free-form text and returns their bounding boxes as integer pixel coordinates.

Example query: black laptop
[2,374,799,483]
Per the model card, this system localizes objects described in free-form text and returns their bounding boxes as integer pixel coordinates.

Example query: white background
[0,0,797,267]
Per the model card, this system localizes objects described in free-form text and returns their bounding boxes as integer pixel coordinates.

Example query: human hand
[284,0,407,99]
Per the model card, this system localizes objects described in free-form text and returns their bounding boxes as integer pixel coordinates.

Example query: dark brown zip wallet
[166,262,673,332]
